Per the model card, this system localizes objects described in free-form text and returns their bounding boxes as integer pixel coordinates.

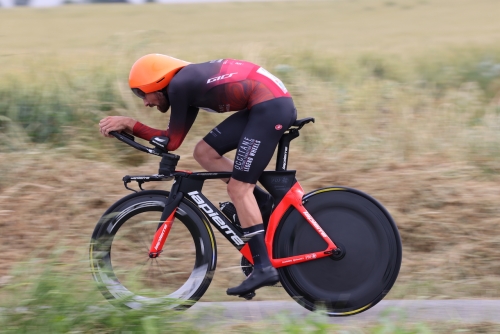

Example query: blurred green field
[1,0,500,162]
[1,0,500,332]
[1,0,500,55]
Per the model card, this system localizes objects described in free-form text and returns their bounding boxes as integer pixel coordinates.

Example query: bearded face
[156,91,171,113]
[143,91,170,113]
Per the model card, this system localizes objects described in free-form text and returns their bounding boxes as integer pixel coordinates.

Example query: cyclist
[98,54,297,297]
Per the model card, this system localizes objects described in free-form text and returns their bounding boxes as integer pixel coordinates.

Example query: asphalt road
[190,300,500,324]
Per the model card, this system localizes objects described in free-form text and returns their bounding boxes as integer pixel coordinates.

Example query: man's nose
[143,99,149,107]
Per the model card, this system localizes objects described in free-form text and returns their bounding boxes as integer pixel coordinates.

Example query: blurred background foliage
[2,47,500,170]
[1,0,500,332]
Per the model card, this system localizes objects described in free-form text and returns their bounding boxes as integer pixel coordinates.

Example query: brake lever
[123,179,138,193]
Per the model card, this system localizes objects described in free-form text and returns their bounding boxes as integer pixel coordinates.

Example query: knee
[193,140,217,164]
[227,179,254,201]
[193,140,204,163]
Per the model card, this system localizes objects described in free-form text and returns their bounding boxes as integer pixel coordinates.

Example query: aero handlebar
[109,131,168,156]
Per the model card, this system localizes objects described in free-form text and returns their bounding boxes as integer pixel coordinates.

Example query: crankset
[240,256,254,277]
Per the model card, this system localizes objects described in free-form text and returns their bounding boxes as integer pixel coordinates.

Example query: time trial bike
[89,117,402,316]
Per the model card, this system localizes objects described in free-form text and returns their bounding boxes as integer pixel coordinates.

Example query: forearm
[132,121,168,141]
[125,118,138,134]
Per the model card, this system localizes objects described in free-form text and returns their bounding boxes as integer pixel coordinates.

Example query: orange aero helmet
[129,54,190,97]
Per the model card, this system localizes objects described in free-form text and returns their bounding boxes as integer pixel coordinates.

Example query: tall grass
[0,243,197,333]
[2,252,498,332]
[2,0,499,169]
[0,247,441,333]
[2,48,500,171]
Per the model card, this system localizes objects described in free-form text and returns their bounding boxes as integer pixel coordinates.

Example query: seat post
[275,129,300,171]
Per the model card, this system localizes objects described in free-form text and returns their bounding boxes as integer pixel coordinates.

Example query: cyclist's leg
[226,97,297,296]
[228,97,296,225]
[227,180,258,228]
[194,109,250,183]
[196,110,273,219]
[193,141,233,183]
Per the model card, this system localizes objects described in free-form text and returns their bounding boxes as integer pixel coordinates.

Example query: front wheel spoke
[155,254,185,268]
[160,256,185,261]
[125,258,152,279]
[137,225,155,252]
[128,236,150,255]
[153,259,167,278]
[137,258,152,273]
[150,259,157,278]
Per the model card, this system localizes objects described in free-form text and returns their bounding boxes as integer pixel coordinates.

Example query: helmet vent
[156,77,165,83]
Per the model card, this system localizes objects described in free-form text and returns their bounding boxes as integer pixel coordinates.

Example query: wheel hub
[329,242,346,261]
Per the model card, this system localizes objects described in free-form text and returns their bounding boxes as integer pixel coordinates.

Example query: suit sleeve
[164,106,199,151]
[132,106,199,152]
[132,122,168,141]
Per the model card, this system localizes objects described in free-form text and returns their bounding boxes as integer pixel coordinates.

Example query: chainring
[240,256,254,277]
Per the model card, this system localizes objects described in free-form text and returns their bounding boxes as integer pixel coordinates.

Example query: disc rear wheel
[274,187,402,316]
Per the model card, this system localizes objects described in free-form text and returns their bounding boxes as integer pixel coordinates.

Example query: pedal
[239,291,256,300]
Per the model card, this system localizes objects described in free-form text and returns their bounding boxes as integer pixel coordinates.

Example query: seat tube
[276,130,299,171]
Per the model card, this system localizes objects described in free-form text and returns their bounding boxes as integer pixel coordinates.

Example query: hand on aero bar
[99,116,137,138]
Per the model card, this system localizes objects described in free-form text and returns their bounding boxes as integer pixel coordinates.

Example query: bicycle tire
[274,187,402,316]
[90,190,217,310]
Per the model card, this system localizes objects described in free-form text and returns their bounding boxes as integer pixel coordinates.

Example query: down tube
[266,182,338,268]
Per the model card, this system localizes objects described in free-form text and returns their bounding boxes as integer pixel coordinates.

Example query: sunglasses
[131,88,146,99]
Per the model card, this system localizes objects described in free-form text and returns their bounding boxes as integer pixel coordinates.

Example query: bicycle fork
[149,192,184,258]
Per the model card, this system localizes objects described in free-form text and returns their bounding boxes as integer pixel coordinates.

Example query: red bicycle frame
[140,117,334,268]
[148,178,338,267]
[239,181,338,268]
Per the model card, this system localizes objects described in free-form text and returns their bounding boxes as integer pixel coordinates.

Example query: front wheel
[90,190,217,310]
[274,187,402,316]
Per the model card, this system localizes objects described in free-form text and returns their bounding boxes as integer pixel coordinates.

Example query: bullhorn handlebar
[109,131,170,156]
[109,131,179,176]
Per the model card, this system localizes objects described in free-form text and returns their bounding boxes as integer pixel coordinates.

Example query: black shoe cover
[226,266,279,297]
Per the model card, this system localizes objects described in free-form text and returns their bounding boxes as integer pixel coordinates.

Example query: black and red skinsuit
[132,59,297,184]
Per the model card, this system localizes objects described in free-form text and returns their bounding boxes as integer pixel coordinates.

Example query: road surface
[190,300,500,324]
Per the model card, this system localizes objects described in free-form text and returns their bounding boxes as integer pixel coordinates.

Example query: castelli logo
[275,124,283,130]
